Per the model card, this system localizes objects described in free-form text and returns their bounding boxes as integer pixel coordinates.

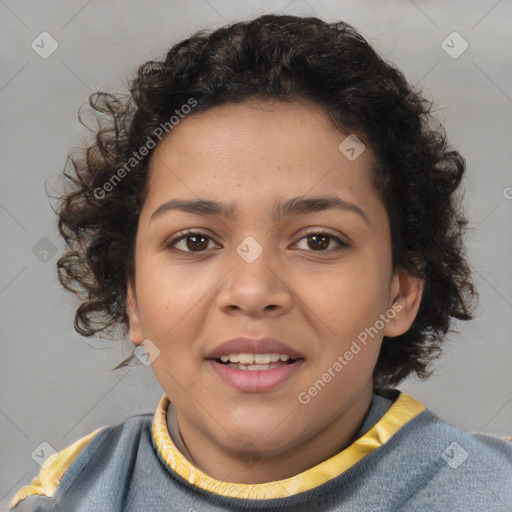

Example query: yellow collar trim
[9,427,105,509]
[152,391,425,500]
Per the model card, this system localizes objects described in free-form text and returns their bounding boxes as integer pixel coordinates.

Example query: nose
[215,240,293,317]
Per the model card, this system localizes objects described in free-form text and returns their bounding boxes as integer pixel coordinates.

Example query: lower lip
[207,359,304,393]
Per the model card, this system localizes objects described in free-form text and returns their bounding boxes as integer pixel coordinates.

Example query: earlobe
[384,270,424,338]
[126,280,143,345]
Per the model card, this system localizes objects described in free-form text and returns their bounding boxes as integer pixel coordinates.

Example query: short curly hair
[56,14,477,387]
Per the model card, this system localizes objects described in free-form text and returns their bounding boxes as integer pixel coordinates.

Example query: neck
[173,383,374,484]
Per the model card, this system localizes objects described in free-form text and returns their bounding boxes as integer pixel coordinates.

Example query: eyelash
[165,229,349,255]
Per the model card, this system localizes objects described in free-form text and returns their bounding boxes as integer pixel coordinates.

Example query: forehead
[144,100,383,224]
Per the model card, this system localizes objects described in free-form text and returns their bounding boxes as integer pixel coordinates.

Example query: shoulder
[386,402,512,509]
[9,413,153,510]
[415,407,512,470]
[385,392,512,468]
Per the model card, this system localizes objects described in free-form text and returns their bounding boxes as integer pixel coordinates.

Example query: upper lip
[206,337,304,360]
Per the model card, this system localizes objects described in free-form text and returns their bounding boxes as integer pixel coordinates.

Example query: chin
[215,415,302,455]
[227,433,297,459]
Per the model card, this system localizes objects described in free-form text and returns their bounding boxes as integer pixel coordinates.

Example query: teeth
[226,363,283,371]
[254,354,270,364]
[238,353,254,364]
[218,353,294,364]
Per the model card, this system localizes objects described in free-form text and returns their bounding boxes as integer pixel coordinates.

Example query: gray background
[1,0,511,508]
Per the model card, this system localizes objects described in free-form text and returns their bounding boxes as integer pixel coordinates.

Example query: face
[127,99,422,461]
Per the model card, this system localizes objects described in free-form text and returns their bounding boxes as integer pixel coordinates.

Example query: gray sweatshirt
[9,388,512,511]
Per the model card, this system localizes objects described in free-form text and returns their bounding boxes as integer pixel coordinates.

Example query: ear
[126,279,144,345]
[383,269,424,337]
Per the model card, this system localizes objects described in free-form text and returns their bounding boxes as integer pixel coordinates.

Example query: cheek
[134,256,206,332]
[324,261,389,324]
[313,261,390,376]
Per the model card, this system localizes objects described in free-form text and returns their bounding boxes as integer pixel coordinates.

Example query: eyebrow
[150,195,369,225]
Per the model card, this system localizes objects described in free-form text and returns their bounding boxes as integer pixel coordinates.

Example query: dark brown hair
[56,14,477,386]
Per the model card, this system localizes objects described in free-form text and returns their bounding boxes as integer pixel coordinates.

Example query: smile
[207,353,305,393]
[219,352,292,369]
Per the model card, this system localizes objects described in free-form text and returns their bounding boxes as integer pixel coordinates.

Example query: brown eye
[184,234,209,251]
[307,234,330,250]
[295,231,349,253]
[166,230,216,253]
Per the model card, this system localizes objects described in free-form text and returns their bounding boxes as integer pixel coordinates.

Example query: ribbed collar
[152,390,425,499]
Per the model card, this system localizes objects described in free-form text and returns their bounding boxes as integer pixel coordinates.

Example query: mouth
[214,352,298,370]
[204,337,305,392]
[206,352,305,393]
